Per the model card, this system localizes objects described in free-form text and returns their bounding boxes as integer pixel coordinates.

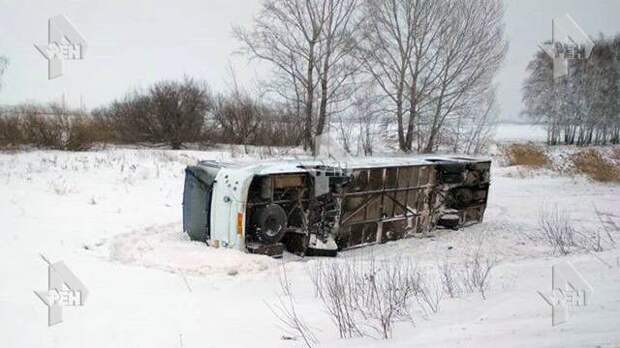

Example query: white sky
[1,0,619,120]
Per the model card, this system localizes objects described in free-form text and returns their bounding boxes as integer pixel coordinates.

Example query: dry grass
[0,104,110,151]
[571,149,620,183]
[611,147,620,162]
[502,144,550,168]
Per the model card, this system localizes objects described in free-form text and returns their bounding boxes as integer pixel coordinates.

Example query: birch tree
[523,34,620,145]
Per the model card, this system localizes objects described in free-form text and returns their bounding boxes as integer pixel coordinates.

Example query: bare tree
[359,0,506,153]
[358,0,417,152]
[315,0,361,140]
[234,0,360,154]
[419,0,507,153]
[235,0,326,152]
[404,0,450,152]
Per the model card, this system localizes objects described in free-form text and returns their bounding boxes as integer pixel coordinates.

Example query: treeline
[0,78,303,150]
[1,0,508,154]
[523,34,620,146]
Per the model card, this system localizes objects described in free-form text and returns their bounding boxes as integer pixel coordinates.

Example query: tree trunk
[405,76,418,152]
[316,39,332,139]
[396,77,407,152]
[305,42,317,154]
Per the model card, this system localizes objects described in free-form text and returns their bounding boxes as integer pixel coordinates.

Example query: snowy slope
[0,147,619,348]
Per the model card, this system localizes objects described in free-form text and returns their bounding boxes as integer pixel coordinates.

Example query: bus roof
[195,155,490,176]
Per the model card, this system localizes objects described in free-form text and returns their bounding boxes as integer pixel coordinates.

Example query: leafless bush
[536,207,578,255]
[0,103,99,151]
[439,260,461,298]
[0,112,23,147]
[211,93,302,148]
[586,228,605,253]
[268,264,318,348]
[213,91,261,145]
[19,104,64,148]
[359,258,418,338]
[151,78,213,149]
[256,108,303,147]
[305,254,502,340]
[460,251,497,300]
[63,115,103,151]
[92,93,150,145]
[578,222,616,254]
[308,259,364,338]
[530,206,616,256]
[595,206,618,249]
[95,78,213,149]
[309,256,418,339]
[413,270,444,315]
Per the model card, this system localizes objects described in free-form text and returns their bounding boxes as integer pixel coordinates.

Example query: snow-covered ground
[493,123,548,144]
[1,143,619,348]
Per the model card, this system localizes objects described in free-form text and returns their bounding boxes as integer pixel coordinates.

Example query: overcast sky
[1,0,620,120]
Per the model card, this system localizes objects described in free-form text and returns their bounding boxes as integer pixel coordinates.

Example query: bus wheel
[254,204,288,244]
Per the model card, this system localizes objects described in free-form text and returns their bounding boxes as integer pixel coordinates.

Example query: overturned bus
[183,156,490,257]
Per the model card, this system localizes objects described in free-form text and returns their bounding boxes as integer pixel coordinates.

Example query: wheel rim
[264,215,281,237]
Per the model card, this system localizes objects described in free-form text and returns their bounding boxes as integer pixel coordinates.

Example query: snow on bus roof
[197,154,489,175]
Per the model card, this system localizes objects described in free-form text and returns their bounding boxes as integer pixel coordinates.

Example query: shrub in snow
[532,206,616,255]
[308,256,419,339]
